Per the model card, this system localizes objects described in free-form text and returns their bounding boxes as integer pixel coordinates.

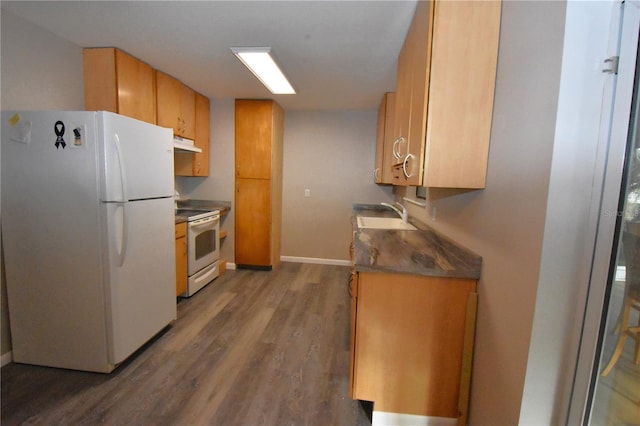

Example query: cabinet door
[115,49,157,124]
[235,178,272,267]
[175,223,187,297]
[193,93,210,176]
[235,100,273,179]
[179,84,196,140]
[391,36,413,167]
[392,0,434,186]
[83,48,118,114]
[83,48,156,125]
[375,92,396,184]
[156,71,195,139]
[353,272,476,417]
[374,95,386,184]
[177,93,210,176]
[424,0,501,189]
[404,0,434,186]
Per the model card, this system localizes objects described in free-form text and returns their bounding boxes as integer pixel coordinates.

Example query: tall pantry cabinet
[234,99,284,270]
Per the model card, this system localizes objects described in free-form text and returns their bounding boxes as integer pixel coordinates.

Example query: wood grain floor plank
[163,291,236,352]
[186,307,276,424]
[1,262,370,425]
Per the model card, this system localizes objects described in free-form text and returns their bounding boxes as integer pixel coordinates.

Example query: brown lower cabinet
[175,222,187,297]
[350,271,478,424]
[234,178,275,268]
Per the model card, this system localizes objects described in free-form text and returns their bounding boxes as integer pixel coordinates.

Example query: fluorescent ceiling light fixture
[231,47,296,95]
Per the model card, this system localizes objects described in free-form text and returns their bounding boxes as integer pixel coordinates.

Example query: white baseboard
[226,258,350,269]
[1,351,13,367]
[280,256,351,266]
[372,411,457,426]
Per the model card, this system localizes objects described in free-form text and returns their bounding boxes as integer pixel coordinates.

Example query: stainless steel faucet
[380,202,408,223]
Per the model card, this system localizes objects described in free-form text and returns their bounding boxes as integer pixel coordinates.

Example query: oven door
[187,213,220,275]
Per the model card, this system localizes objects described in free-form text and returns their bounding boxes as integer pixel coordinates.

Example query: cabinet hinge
[602,56,619,74]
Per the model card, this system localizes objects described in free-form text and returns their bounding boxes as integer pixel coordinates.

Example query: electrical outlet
[304,189,311,197]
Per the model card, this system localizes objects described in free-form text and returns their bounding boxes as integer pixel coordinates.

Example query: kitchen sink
[357,216,417,230]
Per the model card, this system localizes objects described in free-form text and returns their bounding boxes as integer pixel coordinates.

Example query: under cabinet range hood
[173,136,202,153]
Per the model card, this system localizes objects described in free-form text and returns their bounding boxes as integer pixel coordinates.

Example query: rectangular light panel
[231,47,296,95]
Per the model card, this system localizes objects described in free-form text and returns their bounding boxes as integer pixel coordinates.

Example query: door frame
[567,1,640,423]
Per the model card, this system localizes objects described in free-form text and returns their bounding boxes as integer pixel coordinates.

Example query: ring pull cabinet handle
[393,138,401,159]
[403,153,415,179]
[393,136,406,159]
[373,168,381,181]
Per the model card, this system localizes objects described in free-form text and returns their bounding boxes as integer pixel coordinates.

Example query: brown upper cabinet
[83,48,157,124]
[390,0,501,188]
[156,71,196,140]
[84,47,210,177]
[235,100,280,180]
[374,92,396,185]
[193,93,210,176]
[175,92,210,177]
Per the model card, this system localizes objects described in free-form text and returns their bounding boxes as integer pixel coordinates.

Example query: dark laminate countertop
[353,204,482,279]
[175,199,232,224]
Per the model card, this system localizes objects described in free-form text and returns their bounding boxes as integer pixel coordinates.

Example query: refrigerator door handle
[114,134,128,203]
[116,203,128,267]
[114,133,128,266]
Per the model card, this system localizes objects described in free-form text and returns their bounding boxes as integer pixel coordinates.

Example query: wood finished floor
[1,263,371,425]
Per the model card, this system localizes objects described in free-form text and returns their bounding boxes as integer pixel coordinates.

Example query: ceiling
[1,0,418,110]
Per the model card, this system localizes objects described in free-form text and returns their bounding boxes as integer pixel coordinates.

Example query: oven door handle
[188,215,219,229]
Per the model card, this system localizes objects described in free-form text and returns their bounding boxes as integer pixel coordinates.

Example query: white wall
[282,110,393,261]
[0,10,84,110]
[1,9,84,358]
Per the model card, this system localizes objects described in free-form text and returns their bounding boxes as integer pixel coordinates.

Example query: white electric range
[175,208,220,297]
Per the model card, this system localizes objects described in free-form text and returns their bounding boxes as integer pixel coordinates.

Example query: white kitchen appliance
[175,208,220,297]
[1,111,177,373]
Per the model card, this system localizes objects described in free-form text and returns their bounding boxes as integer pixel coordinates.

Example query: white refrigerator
[1,111,177,373]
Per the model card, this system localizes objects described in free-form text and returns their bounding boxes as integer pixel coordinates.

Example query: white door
[102,197,177,364]
[98,112,174,202]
